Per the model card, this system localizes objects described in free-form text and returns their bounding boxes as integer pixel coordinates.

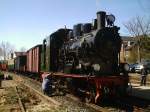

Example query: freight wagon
[0,60,7,71]
[14,55,26,72]
[26,45,42,73]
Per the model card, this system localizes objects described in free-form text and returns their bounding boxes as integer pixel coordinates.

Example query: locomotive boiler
[57,11,122,76]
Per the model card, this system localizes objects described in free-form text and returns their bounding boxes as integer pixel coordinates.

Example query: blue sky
[0,0,149,51]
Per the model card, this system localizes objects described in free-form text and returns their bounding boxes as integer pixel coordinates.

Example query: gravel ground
[11,73,130,112]
[0,86,20,112]
[129,73,150,85]
[7,72,150,112]
[0,75,65,112]
[18,74,98,112]
[17,85,62,112]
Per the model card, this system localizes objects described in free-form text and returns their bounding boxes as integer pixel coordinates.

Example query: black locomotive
[42,11,124,76]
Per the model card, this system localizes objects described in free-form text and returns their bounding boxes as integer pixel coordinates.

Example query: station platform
[131,83,150,100]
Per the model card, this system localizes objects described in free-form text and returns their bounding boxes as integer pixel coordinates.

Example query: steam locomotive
[42,11,125,75]
[6,11,129,103]
[39,11,129,103]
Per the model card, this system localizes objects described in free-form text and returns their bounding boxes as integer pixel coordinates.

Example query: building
[121,36,138,63]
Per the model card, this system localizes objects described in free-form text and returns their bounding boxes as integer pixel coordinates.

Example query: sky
[0,0,150,51]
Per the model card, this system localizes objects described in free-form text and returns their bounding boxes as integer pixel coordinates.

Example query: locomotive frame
[49,72,129,103]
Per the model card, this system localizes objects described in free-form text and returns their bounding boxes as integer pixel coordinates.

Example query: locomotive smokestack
[97,11,106,30]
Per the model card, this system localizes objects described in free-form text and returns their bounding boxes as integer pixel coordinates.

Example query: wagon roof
[15,52,26,56]
[27,44,42,52]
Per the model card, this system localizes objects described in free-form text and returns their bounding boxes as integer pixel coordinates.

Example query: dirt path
[0,87,21,112]
[0,78,63,112]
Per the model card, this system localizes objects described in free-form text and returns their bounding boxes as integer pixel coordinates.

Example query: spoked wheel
[54,78,67,95]
[85,94,93,103]
[85,88,96,103]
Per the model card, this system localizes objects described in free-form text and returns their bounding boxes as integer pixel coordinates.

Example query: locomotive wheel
[85,93,93,103]
[85,89,95,103]
[53,78,67,95]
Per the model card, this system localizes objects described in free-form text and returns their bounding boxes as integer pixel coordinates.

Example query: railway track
[15,86,26,112]
[0,84,22,112]
[7,72,150,112]
[0,80,49,112]
[11,72,105,112]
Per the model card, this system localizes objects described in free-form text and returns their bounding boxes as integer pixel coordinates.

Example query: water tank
[73,24,83,37]
[82,23,92,33]
[97,11,106,30]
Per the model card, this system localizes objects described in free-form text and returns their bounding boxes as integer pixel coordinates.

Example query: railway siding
[0,74,64,112]
[12,73,61,107]
[0,87,21,112]
[3,72,150,112]
[11,73,99,112]
[15,86,26,112]
[9,72,119,112]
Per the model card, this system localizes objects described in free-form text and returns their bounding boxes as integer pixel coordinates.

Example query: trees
[20,47,27,52]
[124,16,150,62]
[140,36,150,59]
[0,41,15,60]
[124,16,150,37]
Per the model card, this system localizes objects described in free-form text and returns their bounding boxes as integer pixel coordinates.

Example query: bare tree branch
[124,16,150,37]
[0,41,15,60]
[124,16,150,62]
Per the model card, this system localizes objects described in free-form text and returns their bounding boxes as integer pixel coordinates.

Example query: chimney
[97,11,106,30]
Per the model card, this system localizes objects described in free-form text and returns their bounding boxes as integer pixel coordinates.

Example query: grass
[4,87,18,104]
[0,71,4,79]
[0,87,19,112]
